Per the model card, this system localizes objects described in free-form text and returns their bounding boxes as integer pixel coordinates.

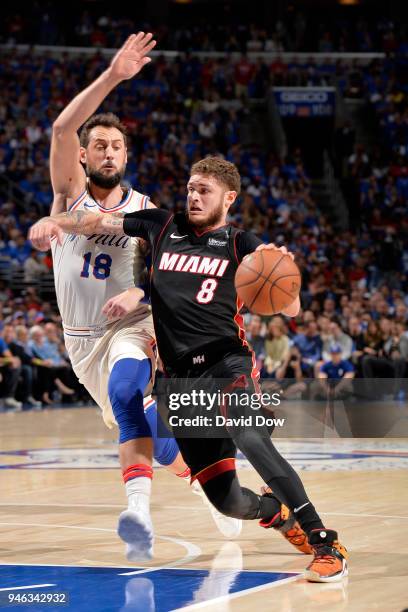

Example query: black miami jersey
[123,210,261,369]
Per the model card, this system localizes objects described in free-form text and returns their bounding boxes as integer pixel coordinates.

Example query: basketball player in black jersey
[30,157,348,583]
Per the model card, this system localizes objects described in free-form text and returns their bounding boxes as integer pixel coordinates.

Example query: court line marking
[321,511,408,519]
[0,562,297,575]
[172,574,300,611]
[0,584,55,592]
[0,502,200,511]
[0,522,201,573]
[1,503,408,520]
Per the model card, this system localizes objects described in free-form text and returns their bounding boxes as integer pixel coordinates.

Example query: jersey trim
[153,213,174,261]
[233,232,241,265]
[96,188,133,213]
[193,223,229,238]
[233,296,248,349]
[68,190,87,212]
[233,296,261,391]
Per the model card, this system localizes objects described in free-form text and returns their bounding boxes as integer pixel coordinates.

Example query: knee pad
[144,403,179,466]
[108,358,152,444]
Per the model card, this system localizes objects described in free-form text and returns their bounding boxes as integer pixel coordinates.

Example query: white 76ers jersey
[51,187,149,329]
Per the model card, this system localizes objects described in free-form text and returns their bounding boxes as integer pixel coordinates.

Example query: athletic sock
[294,502,324,535]
[266,475,324,534]
[123,464,153,513]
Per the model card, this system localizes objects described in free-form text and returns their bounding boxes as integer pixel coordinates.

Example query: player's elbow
[52,121,69,138]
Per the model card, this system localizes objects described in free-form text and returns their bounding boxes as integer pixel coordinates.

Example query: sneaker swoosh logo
[293,502,310,513]
[170,233,188,239]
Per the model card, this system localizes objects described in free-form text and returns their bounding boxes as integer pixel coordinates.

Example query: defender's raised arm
[50,33,156,213]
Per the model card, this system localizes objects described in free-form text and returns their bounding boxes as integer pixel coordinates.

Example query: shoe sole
[211,513,242,538]
[305,559,348,583]
[117,510,153,562]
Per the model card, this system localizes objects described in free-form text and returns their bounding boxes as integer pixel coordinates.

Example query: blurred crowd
[2,6,406,55]
[0,292,88,410]
[0,41,407,409]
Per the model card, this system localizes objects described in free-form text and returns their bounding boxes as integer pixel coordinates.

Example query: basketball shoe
[117,504,154,562]
[191,480,242,538]
[305,529,348,583]
[259,488,313,554]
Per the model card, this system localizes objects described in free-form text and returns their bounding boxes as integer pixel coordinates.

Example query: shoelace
[312,554,336,565]
[312,546,337,565]
[286,529,307,545]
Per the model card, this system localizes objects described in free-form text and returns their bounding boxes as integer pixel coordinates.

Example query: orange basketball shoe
[259,489,313,555]
[305,529,348,583]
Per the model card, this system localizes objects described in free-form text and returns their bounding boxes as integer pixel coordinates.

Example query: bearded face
[81,126,127,190]
[86,163,125,189]
[186,195,225,230]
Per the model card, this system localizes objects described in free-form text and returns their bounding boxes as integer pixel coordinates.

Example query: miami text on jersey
[158,252,230,277]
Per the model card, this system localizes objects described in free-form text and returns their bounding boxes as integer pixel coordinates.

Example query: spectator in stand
[2,324,42,408]
[28,325,74,404]
[293,320,322,377]
[317,315,332,345]
[23,249,48,283]
[313,343,355,400]
[43,323,80,394]
[362,319,408,398]
[245,314,266,363]
[0,328,22,410]
[264,317,290,376]
[322,297,337,319]
[263,346,307,399]
[322,319,353,362]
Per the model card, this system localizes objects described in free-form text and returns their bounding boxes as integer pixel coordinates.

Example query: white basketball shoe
[191,480,242,538]
[117,502,154,562]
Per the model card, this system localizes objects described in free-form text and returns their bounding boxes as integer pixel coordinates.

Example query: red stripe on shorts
[192,458,236,486]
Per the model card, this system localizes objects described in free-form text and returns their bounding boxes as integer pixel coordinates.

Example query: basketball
[235,249,301,315]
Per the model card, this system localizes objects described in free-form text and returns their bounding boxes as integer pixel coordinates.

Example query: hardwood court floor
[0,408,407,611]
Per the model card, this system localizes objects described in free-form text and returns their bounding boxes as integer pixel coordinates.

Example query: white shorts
[64,308,156,428]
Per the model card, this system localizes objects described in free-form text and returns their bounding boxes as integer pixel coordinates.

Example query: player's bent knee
[205,490,255,519]
[200,470,259,519]
[108,358,152,444]
[144,403,180,465]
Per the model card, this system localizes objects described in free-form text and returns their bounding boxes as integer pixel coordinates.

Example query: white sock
[125,477,151,513]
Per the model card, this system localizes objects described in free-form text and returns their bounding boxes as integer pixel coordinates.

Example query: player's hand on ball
[29,218,64,251]
[255,243,295,261]
[109,32,156,81]
[102,287,145,321]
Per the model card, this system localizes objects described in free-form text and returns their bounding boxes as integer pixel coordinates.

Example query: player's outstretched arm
[51,33,156,203]
[29,210,125,251]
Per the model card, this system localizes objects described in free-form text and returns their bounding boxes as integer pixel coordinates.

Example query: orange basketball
[235,249,301,315]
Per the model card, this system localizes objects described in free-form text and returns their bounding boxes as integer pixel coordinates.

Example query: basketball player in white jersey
[47,32,241,561]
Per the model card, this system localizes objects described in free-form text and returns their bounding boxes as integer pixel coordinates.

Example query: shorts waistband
[63,324,107,338]
[165,339,248,376]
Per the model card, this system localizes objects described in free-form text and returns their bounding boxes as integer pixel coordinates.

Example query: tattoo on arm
[48,210,125,236]
[101,212,125,233]
[68,210,94,233]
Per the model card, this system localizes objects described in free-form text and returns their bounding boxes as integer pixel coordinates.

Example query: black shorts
[164,347,257,478]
